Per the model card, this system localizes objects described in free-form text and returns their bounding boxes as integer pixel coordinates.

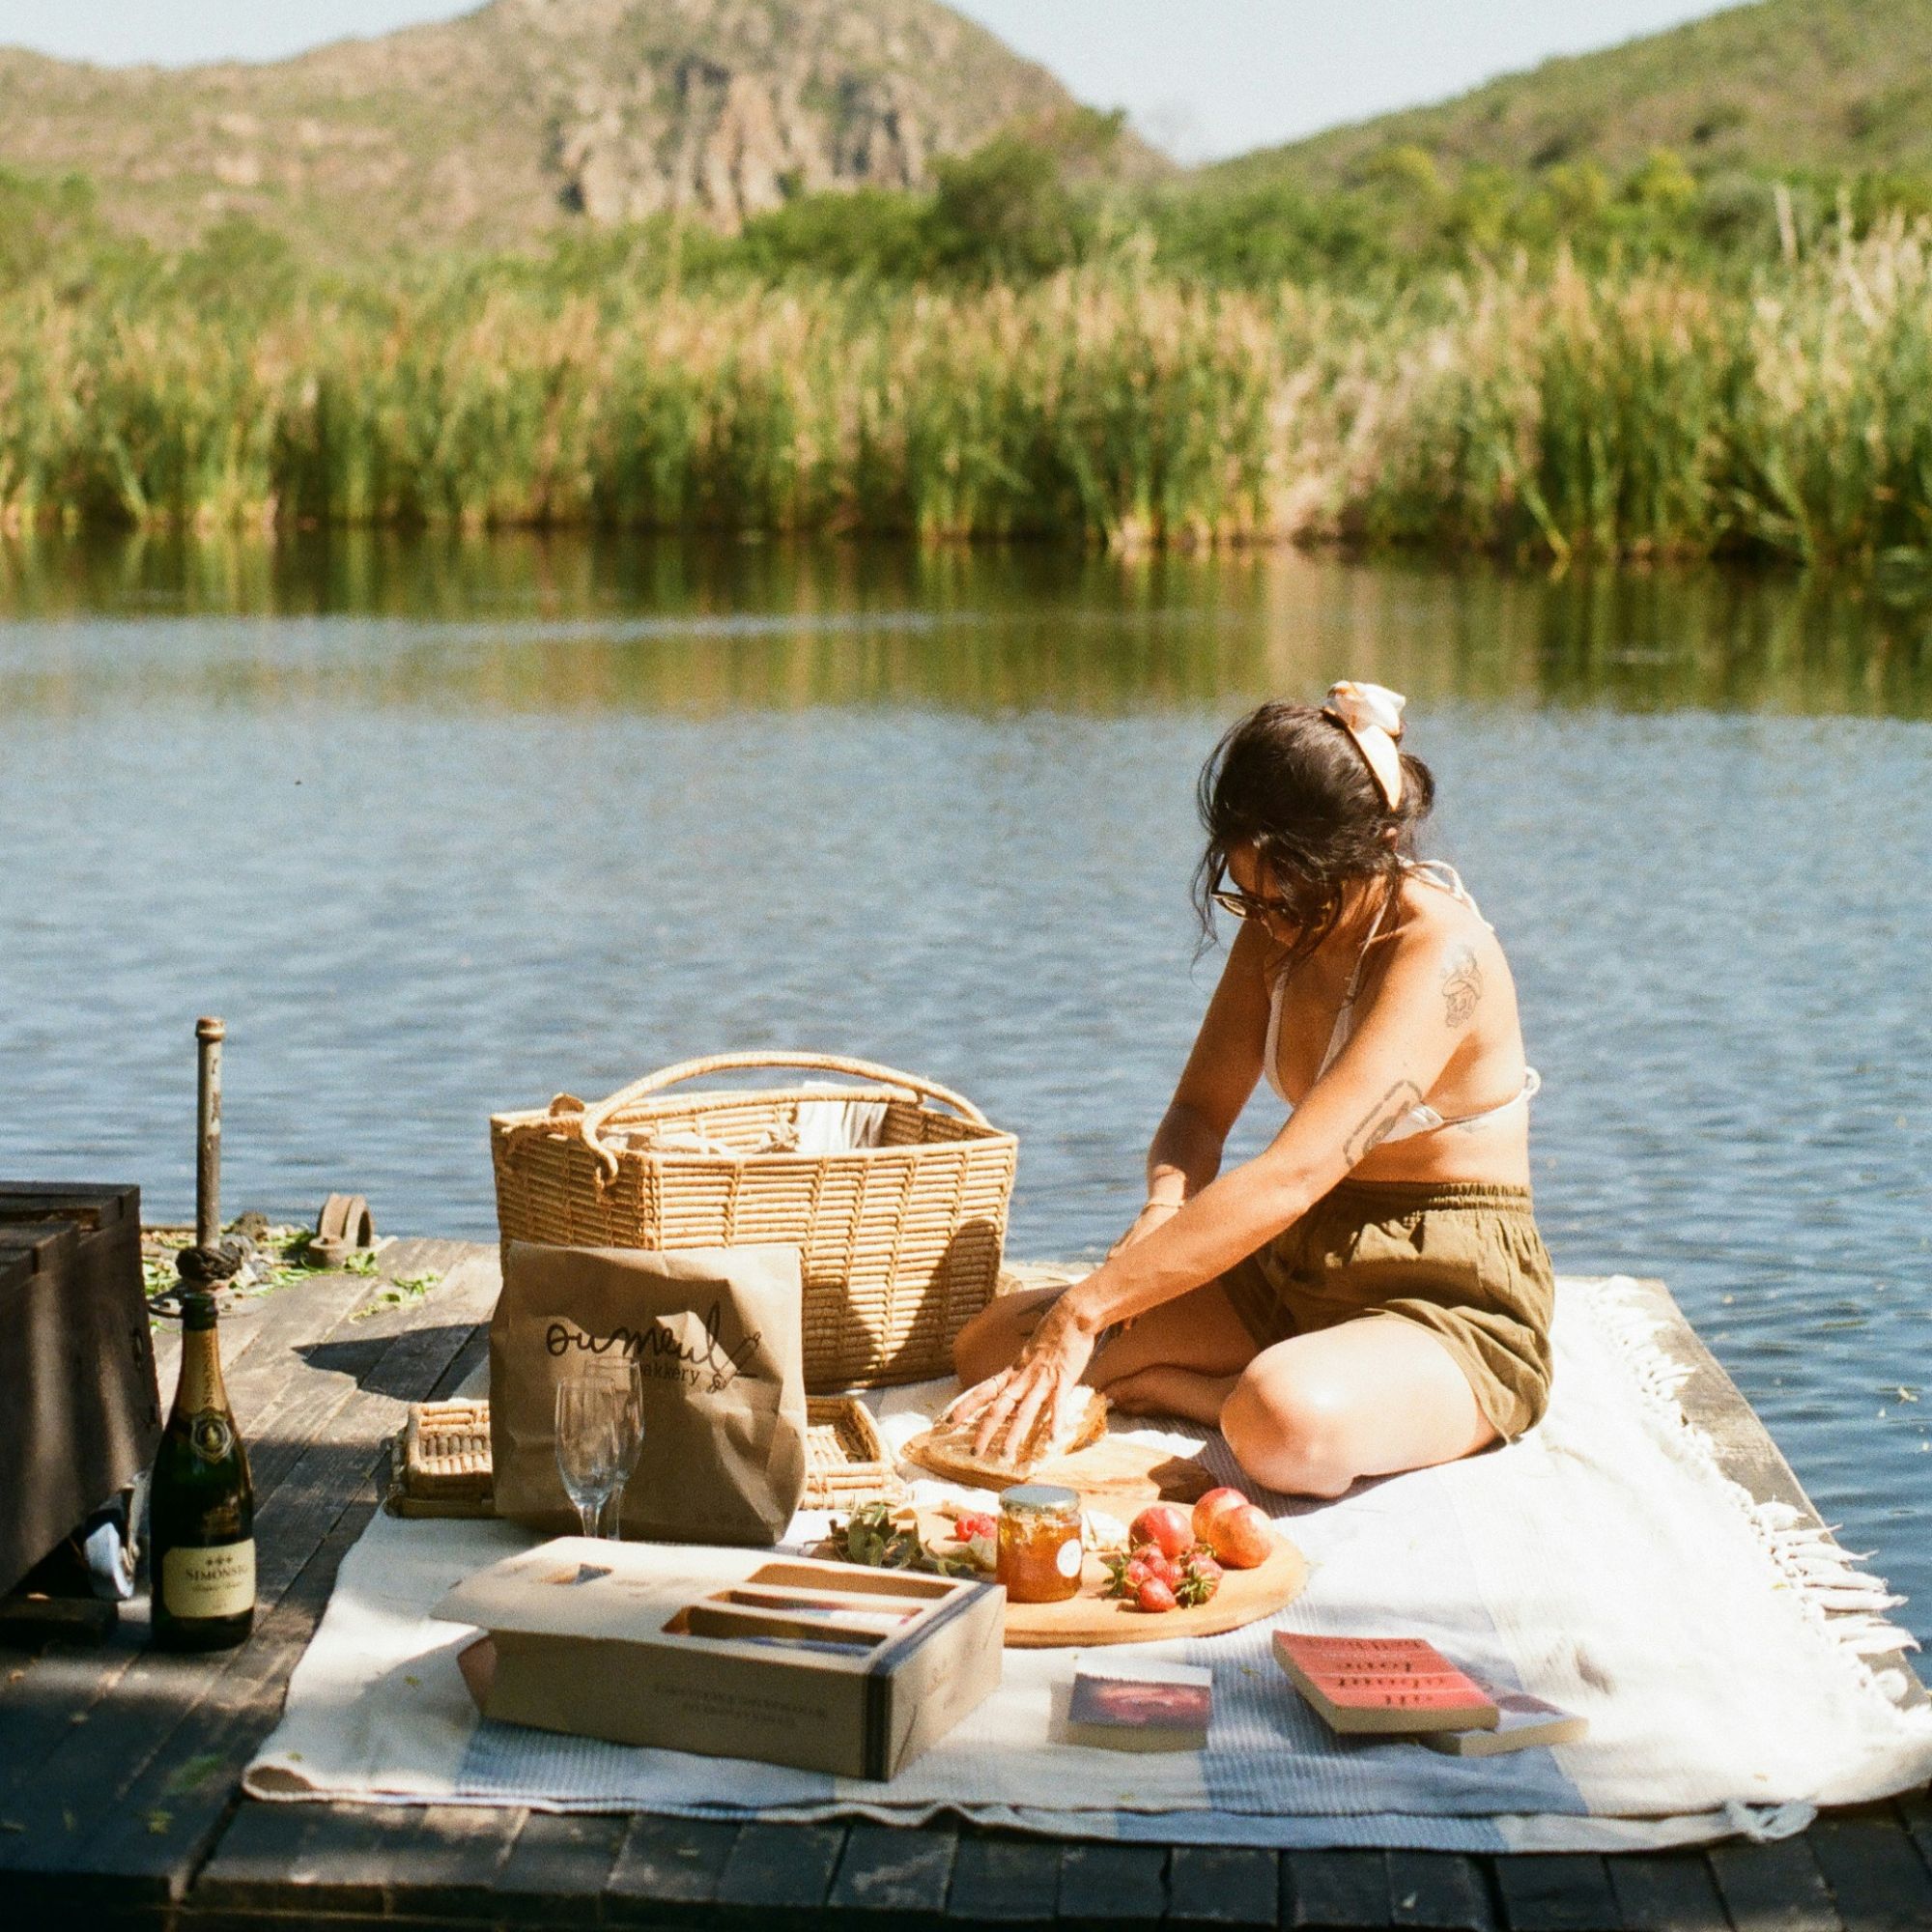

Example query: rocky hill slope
[1208,0,1932,194]
[0,0,1085,250]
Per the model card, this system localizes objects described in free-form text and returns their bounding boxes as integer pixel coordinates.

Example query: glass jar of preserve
[996,1484,1084,1604]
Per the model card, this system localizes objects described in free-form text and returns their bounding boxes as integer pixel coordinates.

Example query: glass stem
[577,1500,598,1539]
[604,1486,625,1539]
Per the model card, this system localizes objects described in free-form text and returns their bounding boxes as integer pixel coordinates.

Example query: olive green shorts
[1219,1179,1556,1439]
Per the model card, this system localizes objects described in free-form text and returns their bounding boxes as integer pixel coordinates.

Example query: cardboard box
[437,1537,1005,1781]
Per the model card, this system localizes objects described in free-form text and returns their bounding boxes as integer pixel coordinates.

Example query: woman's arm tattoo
[1345,1080,1426,1164]
[1441,945,1483,1029]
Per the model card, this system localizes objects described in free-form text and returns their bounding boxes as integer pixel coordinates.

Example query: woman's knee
[1220,1369,1358,1498]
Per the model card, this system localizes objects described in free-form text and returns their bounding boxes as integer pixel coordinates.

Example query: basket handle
[538,1052,990,1180]
[592,1051,989,1125]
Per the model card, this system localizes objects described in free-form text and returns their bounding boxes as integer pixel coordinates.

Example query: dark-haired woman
[952,681,1553,1497]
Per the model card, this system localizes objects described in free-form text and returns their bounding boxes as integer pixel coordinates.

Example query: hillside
[0,0,1092,252]
[1207,0,1932,194]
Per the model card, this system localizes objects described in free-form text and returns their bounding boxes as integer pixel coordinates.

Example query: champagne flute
[601,1366,645,1539]
[554,1372,630,1541]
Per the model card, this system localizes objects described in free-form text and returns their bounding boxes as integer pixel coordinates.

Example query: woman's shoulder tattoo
[1440,944,1483,1029]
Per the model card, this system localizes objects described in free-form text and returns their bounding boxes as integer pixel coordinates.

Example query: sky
[0,0,1750,162]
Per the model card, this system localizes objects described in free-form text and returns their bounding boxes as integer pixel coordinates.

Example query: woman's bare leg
[1219,1316,1495,1498]
[1103,1364,1240,1429]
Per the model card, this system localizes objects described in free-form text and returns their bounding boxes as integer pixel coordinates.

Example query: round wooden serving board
[1000,1530,1308,1648]
[899,1428,1215,1505]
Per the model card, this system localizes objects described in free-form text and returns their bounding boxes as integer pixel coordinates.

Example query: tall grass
[8,230,1932,562]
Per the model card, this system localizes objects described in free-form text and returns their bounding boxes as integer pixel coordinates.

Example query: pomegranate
[1208,1502,1274,1571]
[1191,1486,1249,1544]
[1128,1503,1194,1560]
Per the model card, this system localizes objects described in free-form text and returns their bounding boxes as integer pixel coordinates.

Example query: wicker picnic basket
[489,1051,1018,1392]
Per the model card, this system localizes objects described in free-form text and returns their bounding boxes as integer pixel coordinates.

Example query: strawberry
[1174,1547,1222,1606]
[1135,1576,1179,1614]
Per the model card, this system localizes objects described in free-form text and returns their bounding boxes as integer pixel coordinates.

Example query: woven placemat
[385,1398,496,1520]
[802,1395,903,1506]
[384,1394,901,1519]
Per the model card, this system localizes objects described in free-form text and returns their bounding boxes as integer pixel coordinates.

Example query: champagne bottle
[150,1288,254,1651]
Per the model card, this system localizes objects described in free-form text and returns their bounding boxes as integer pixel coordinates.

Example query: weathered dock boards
[3,1248,1928,1931]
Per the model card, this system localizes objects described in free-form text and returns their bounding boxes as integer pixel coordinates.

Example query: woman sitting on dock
[953,683,1554,1497]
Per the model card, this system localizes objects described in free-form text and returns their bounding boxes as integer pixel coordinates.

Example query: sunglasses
[1208,865,1301,926]
[1208,887,1284,922]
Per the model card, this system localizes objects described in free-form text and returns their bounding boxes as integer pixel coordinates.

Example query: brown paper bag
[491,1241,807,1545]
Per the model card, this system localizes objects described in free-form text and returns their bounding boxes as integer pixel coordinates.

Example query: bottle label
[1056,1535,1084,1578]
[162,1540,254,1620]
[189,1410,236,1463]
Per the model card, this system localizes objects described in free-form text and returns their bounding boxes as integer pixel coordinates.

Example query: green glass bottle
[150,1289,255,1651]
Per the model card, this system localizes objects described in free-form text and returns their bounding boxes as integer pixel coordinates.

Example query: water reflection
[1,529,1929,718]
[3,530,1929,1645]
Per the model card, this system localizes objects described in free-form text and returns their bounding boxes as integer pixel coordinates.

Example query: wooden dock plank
[1805,1806,1932,1931]
[1708,1836,1844,1932]
[1385,1851,1497,1932]
[605,1813,740,1920]
[42,1499,380,1901]
[826,1820,958,1920]
[382,1802,526,1918]
[194,1798,421,1916]
[1287,1848,1396,1927]
[1056,1841,1167,1927]
[717,1820,847,1911]
[1167,1844,1282,1927]
[1605,1851,1726,1931]
[492,1808,629,1919]
[946,1832,1062,1923]
[1895,1791,1932,1875]
[1491,1853,1620,1931]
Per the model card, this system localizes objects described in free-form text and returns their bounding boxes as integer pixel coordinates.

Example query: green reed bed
[7,233,1932,562]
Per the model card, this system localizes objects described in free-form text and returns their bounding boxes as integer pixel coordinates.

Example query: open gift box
[439,1537,1005,1781]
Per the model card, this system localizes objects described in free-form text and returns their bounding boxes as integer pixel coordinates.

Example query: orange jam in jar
[996,1484,1083,1604]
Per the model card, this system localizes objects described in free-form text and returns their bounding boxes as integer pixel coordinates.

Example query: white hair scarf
[1321,679,1407,809]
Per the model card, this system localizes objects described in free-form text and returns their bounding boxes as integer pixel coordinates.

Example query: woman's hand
[947,1290,1099,1466]
[1107,1197,1179,1260]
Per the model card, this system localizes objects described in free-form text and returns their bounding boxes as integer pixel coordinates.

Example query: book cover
[1065,1659,1212,1752]
[1422,1684,1588,1757]
[1272,1631,1500,1735]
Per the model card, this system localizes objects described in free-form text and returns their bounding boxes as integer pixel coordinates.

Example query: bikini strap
[1338,884,1395,1009]
[1407,859,1494,931]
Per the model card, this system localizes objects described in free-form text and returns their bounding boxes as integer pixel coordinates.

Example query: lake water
[5,532,1928,1639]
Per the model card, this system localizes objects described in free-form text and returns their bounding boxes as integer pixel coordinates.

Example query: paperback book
[1065,1659,1213,1752]
[1272,1632,1500,1736]
[1422,1682,1587,1756]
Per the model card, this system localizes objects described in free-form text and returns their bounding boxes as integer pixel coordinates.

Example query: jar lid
[1001,1483,1079,1513]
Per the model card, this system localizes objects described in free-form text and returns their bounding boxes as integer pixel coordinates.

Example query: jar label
[162,1540,254,1619]
[1056,1536,1083,1577]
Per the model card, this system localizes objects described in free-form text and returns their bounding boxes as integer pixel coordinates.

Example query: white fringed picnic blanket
[244,1277,1932,1850]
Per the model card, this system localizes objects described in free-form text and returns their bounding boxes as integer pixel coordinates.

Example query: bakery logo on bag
[545,1299,764,1392]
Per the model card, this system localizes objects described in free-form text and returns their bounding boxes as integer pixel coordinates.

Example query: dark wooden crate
[0,1183,160,1597]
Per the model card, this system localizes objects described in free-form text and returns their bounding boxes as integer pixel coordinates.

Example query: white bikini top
[1264,861,1542,1142]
